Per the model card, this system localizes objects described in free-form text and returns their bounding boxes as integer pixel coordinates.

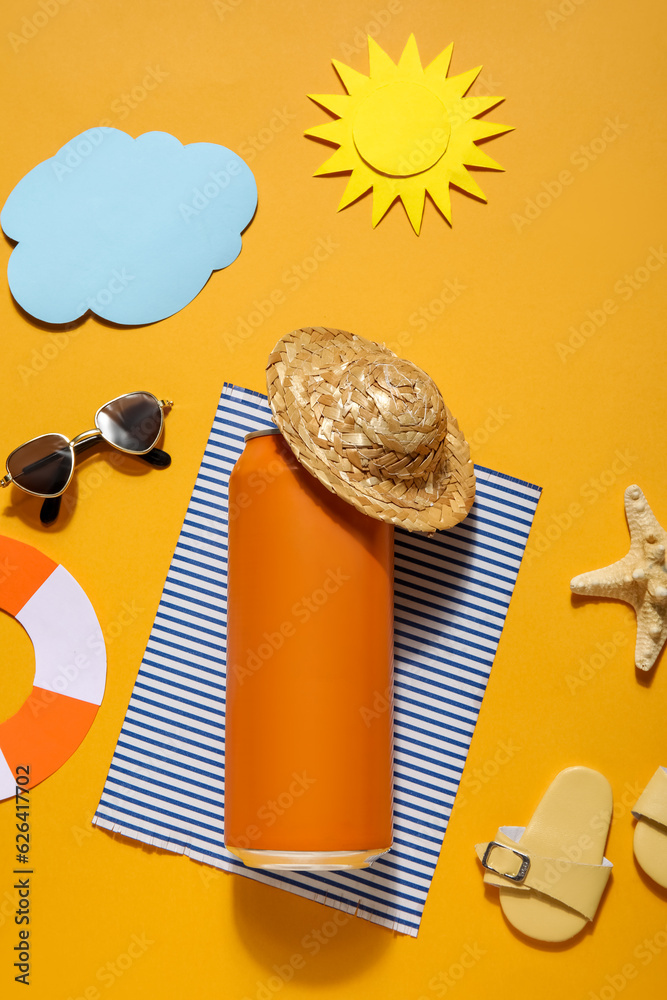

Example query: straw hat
[266,327,475,533]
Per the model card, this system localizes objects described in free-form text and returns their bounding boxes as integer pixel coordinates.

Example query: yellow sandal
[476,766,613,942]
[633,767,667,888]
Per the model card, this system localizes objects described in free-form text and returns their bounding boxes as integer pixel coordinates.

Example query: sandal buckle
[481,842,530,883]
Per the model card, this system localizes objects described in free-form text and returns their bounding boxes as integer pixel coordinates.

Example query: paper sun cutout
[305,35,512,233]
[1,128,257,326]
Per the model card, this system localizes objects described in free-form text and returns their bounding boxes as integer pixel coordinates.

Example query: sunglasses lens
[7,435,73,496]
[96,392,162,453]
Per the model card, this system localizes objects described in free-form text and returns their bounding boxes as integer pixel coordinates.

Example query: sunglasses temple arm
[40,495,62,526]
[29,436,101,525]
[138,447,171,469]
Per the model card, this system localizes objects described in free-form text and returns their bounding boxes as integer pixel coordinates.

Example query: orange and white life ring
[0,535,106,799]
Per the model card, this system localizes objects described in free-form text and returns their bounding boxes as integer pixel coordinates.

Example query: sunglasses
[1,391,173,525]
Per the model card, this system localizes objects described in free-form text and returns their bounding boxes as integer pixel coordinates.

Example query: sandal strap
[633,767,667,829]
[475,827,612,922]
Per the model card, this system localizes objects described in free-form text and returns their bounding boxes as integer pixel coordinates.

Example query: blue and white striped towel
[93,383,541,936]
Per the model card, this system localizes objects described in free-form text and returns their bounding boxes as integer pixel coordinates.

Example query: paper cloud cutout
[1,128,257,325]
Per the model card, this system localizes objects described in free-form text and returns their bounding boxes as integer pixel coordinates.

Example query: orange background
[0,1,665,998]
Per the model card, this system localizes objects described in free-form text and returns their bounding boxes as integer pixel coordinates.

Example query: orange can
[225,428,394,870]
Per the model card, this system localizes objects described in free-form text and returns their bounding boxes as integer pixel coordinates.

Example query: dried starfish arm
[570,554,638,603]
[624,488,667,553]
[635,601,667,671]
[570,485,667,673]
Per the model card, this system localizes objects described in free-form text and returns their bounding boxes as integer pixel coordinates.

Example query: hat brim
[267,327,476,533]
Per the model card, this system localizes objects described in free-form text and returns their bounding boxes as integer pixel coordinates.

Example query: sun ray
[368,36,398,79]
[397,34,423,78]
[370,178,399,227]
[426,178,453,225]
[464,119,514,142]
[448,162,487,201]
[462,145,504,171]
[458,94,505,120]
[332,59,372,96]
[304,119,350,146]
[307,93,352,118]
[424,43,453,83]
[337,168,374,210]
[441,65,483,99]
[313,146,357,176]
[399,182,426,234]
[305,36,512,231]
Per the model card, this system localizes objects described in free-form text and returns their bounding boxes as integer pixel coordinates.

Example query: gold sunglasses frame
[0,392,173,499]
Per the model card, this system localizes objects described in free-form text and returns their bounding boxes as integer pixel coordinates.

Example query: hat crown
[324,353,447,482]
[267,327,475,532]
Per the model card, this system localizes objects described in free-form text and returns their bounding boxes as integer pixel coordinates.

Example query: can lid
[244,427,282,442]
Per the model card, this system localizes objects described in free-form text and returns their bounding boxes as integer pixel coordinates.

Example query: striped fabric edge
[93,382,542,938]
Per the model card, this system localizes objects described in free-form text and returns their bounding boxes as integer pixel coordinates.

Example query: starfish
[571,485,667,672]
